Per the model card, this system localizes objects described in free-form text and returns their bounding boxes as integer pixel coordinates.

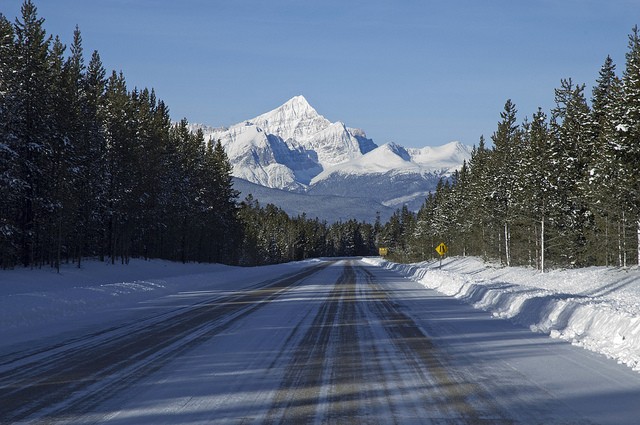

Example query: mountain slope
[233,178,394,223]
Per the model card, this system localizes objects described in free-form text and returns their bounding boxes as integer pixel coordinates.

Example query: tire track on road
[266,261,513,424]
[263,263,350,424]
[358,265,513,424]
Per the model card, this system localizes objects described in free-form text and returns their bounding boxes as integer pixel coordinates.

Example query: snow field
[364,256,640,373]
[0,258,319,347]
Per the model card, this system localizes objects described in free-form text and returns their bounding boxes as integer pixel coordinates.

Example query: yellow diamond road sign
[435,242,448,256]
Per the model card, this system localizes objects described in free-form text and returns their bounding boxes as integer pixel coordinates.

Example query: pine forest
[386,28,640,270]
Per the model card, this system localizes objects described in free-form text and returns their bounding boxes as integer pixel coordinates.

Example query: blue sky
[2,1,638,147]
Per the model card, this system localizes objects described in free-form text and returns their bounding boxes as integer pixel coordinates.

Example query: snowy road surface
[2,259,640,424]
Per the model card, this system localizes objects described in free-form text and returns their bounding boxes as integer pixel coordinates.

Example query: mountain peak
[284,95,313,111]
[258,95,319,122]
[249,95,329,142]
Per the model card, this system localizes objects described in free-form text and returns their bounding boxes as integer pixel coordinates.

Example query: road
[1,259,640,424]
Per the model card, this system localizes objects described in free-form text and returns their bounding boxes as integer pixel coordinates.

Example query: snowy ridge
[310,141,471,184]
[364,257,640,373]
[407,141,473,170]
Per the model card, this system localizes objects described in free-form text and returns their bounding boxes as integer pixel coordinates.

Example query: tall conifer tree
[588,56,623,265]
[619,26,640,265]
[490,99,520,266]
[0,14,18,266]
[12,0,53,266]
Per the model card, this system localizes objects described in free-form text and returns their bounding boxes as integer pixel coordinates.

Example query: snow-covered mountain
[191,95,472,219]
[308,141,472,210]
[194,95,376,190]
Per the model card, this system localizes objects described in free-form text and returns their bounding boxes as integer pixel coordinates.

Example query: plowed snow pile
[364,256,640,373]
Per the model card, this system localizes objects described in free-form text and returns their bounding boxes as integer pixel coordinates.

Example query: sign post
[435,242,448,268]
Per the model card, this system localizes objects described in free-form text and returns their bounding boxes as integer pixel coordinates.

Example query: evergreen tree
[0,14,18,267]
[446,162,473,257]
[102,71,138,263]
[48,35,72,271]
[549,79,594,266]
[380,210,403,253]
[12,0,54,266]
[465,136,492,259]
[516,109,554,270]
[79,50,107,263]
[61,27,87,267]
[193,138,241,263]
[490,99,521,266]
[588,56,624,266]
[618,26,640,266]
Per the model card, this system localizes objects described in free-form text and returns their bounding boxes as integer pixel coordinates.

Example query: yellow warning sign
[435,242,448,256]
[379,247,389,256]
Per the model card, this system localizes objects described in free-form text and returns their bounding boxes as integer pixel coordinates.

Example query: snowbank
[364,256,640,373]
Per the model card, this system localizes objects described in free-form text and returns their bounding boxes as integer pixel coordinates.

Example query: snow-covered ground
[0,258,318,347]
[4,256,640,375]
[364,256,640,373]
[3,257,640,423]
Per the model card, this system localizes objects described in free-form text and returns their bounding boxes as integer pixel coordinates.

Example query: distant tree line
[383,27,640,270]
[238,196,379,265]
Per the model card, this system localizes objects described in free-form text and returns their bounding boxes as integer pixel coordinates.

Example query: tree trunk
[623,211,627,267]
[56,213,62,274]
[618,213,623,267]
[637,218,640,267]
[534,223,539,270]
[540,215,545,274]
[504,222,511,267]
[605,216,609,267]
